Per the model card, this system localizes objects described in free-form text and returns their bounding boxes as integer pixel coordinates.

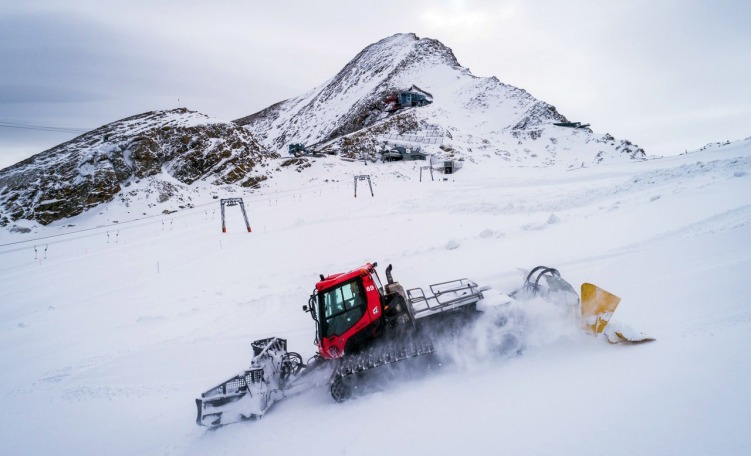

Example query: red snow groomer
[196,262,649,428]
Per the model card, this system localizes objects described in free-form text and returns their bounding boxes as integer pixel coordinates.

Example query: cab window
[320,280,366,338]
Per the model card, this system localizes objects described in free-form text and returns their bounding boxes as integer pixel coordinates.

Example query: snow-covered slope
[0,138,748,455]
[0,109,274,227]
[237,33,645,166]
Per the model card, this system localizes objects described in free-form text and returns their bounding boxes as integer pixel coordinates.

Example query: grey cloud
[0,83,104,104]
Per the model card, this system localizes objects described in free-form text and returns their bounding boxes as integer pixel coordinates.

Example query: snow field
[0,140,750,455]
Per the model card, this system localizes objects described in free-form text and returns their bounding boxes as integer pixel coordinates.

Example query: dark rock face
[0,109,275,226]
[511,102,567,130]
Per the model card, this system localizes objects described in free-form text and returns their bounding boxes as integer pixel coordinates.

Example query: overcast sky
[1,0,749,169]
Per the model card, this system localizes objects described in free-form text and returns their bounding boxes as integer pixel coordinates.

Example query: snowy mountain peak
[236,33,646,167]
[235,33,462,147]
[351,32,462,73]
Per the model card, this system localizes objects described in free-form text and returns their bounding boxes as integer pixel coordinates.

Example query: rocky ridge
[0,109,274,226]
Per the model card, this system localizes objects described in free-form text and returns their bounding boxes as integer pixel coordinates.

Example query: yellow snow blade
[580,283,620,334]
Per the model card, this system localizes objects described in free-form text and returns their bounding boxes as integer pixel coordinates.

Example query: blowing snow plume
[433,282,584,374]
[322,274,587,403]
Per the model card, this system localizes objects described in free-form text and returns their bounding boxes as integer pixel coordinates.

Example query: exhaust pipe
[385,264,394,284]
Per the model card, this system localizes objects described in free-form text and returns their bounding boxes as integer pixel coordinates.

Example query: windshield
[319,279,366,338]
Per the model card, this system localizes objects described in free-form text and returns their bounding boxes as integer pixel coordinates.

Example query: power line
[0,179,348,250]
[0,121,90,134]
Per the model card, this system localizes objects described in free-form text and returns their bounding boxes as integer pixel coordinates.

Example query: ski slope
[1,139,750,455]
